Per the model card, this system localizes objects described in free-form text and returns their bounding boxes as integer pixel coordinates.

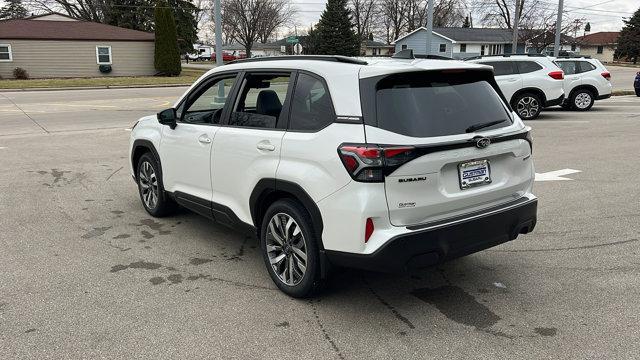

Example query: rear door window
[556,61,577,75]
[370,71,512,138]
[479,61,516,76]
[228,73,292,129]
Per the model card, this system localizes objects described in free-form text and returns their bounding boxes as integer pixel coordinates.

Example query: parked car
[210,52,237,62]
[553,57,612,110]
[129,55,537,297]
[635,71,640,97]
[466,54,565,120]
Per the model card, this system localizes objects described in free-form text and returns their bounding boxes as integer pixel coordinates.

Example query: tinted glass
[517,61,542,74]
[578,61,596,73]
[181,76,236,124]
[289,73,334,131]
[556,61,577,75]
[374,72,512,137]
[480,61,516,76]
[229,74,291,129]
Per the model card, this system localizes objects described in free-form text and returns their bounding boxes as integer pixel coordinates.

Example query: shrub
[13,67,29,80]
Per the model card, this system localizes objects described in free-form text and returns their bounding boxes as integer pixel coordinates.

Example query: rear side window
[517,61,542,74]
[578,61,596,73]
[229,73,291,129]
[288,73,335,131]
[371,71,512,138]
[480,61,516,76]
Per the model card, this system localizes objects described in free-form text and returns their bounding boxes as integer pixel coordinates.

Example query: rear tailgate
[359,68,534,227]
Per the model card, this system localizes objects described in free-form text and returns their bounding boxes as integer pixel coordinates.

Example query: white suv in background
[553,57,612,111]
[129,54,537,297]
[466,54,565,120]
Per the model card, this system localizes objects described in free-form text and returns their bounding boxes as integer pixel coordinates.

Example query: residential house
[524,30,579,55]
[362,40,394,56]
[576,32,619,63]
[393,27,526,59]
[0,12,156,78]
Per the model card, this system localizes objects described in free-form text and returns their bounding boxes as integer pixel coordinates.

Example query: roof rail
[464,53,547,60]
[228,55,368,65]
[556,55,592,59]
[391,49,453,60]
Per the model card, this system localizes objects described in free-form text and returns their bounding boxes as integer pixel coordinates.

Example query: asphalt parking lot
[1,88,639,359]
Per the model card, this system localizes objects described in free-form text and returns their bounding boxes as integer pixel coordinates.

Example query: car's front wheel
[571,89,594,111]
[136,153,175,217]
[260,199,322,297]
[513,92,542,120]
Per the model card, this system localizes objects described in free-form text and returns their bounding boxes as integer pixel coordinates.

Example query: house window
[439,44,446,53]
[597,46,603,54]
[460,44,467,53]
[401,44,408,50]
[481,45,485,56]
[0,44,12,62]
[96,46,112,64]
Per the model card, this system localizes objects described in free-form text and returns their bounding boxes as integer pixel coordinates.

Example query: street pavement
[1,88,639,359]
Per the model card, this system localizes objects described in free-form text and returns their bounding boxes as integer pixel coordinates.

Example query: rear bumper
[544,94,565,107]
[325,197,537,272]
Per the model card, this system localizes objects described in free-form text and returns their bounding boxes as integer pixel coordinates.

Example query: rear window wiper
[465,119,507,133]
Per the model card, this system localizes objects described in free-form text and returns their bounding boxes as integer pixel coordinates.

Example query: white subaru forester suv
[129,53,538,297]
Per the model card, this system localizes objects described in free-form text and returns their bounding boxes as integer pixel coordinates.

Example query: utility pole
[214,0,223,66]
[425,0,434,55]
[512,0,520,54]
[553,0,564,57]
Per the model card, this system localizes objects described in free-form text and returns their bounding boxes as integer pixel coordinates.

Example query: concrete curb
[0,83,191,92]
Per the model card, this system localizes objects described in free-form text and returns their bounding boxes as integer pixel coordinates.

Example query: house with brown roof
[0,12,156,78]
[576,32,620,63]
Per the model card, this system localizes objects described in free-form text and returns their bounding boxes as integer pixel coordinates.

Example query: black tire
[635,90,640,97]
[260,199,323,298]
[512,92,542,120]
[570,89,594,111]
[136,153,176,217]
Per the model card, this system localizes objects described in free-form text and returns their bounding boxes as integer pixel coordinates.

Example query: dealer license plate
[459,160,491,190]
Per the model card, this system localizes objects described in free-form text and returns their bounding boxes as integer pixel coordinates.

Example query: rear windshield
[365,71,512,138]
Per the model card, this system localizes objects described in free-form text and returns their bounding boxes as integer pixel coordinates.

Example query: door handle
[198,135,211,144]
[256,142,275,151]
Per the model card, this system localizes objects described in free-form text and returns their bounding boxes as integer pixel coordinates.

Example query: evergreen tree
[304,26,320,54]
[314,0,360,56]
[154,0,182,76]
[168,0,200,55]
[0,0,28,20]
[617,7,640,64]
[462,16,471,28]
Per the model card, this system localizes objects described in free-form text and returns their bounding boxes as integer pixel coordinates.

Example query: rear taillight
[365,218,374,243]
[548,71,564,80]
[601,71,611,80]
[338,144,417,182]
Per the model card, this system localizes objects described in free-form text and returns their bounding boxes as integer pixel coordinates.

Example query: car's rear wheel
[136,153,175,217]
[513,92,542,120]
[260,199,322,297]
[571,89,594,111]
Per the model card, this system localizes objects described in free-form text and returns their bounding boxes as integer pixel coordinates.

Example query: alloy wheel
[516,96,540,119]
[266,213,308,286]
[139,161,158,210]
[574,92,592,109]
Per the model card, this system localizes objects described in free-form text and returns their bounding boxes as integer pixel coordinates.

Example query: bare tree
[379,0,409,44]
[256,0,295,43]
[221,0,294,55]
[349,0,377,41]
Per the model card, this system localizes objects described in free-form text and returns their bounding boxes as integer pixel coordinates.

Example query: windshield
[367,71,512,138]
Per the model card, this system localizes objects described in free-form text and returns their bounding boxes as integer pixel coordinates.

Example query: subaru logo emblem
[476,137,491,149]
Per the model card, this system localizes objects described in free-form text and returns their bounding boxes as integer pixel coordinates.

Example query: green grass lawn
[0,69,206,90]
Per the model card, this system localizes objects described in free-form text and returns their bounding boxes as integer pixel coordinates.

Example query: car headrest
[256,90,282,119]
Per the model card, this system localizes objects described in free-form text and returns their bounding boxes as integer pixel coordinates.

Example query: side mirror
[157,108,177,129]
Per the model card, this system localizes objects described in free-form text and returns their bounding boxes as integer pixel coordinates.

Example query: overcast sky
[289,0,638,34]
